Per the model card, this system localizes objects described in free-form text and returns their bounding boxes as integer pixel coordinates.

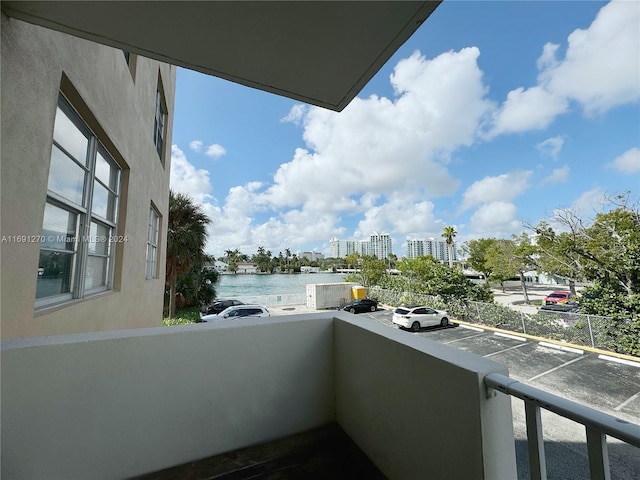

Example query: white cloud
[537,136,566,158]
[189,140,203,152]
[280,104,308,125]
[354,196,444,240]
[205,143,227,159]
[259,48,493,216]
[542,165,570,184]
[460,171,532,212]
[170,145,212,204]
[487,86,568,138]
[469,202,522,234]
[539,0,640,115]
[486,0,639,137]
[606,147,640,174]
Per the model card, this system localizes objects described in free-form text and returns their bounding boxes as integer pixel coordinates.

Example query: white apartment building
[330,233,393,259]
[406,238,457,263]
[369,233,393,260]
[300,251,325,262]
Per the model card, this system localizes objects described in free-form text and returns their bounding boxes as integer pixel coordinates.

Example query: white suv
[200,305,270,322]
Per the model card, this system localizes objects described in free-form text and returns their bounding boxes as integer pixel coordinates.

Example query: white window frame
[36,95,121,309]
[146,205,160,279]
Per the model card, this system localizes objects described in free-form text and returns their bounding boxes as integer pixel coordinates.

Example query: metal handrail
[485,372,640,480]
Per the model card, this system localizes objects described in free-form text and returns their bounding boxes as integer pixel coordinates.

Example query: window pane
[146,245,157,279]
[48,145,86,205]
[41,203,77,251]
[87,222,110,255]
[36,250,74,299]
[95,151,120,192]
[53,106,89,166]
[84,255,107,291]
[91,181,117,221]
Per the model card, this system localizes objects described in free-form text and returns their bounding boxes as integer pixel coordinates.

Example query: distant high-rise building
[300,251,325,262]
[406,238,457,263]
[369,232,392,260]
[329,233,392,259]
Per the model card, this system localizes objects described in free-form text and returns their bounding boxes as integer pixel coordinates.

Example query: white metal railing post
[521,311,527,334]
[525,401,547,480]
[587,315,595,348]
[585,427,611,480]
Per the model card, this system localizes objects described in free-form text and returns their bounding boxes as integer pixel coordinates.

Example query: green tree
[442,226,457,269]
[165,191,211,318]
[345,252,361,270]
[484,235,537,302]
[175,256,219,308]
[463,238,498,279]
[252,246,273,273]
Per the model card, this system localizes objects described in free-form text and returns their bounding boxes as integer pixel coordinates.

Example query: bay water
[215,272,347,304]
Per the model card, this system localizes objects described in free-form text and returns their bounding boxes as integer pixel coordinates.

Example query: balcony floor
[135,423,387,479]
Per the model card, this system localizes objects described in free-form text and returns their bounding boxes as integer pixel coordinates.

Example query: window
[153,86,166,159]
[146,206,160,279]
[36,95,121,308]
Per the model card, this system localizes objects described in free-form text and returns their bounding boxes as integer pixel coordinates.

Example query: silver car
[392,306,449,332]
[200,304,270,322]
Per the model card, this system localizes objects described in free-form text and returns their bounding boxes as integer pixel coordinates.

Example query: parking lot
[362,307,640,480]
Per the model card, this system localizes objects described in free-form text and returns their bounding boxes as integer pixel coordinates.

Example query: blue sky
[170,0,639,259]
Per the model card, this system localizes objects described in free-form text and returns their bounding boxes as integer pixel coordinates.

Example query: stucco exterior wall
[1,316,336,479]
[1,14,175,338]
[334,315,518,480]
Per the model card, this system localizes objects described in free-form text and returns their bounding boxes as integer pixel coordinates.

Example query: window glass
[146,207,160,279]
[36,95,122,307]
[87,222,110,255]
[53,106,89,165]
[36,250,75,299]
[95,151,120,191]
[48,145,86,206]
[84,255,108,291]
[41,203,77,251]
[91,181,112,220]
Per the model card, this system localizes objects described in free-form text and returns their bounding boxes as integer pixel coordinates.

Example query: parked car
[392,306,450,332]
[341,299,378,314]
[200,304,270,322]
[201,299,245,316]
[539,303,581,328]
[542,291,575,305]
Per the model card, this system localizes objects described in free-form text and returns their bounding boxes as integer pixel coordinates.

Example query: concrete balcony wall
[1,318,336,479]
[334,316,517,479]
[1,313,516,479]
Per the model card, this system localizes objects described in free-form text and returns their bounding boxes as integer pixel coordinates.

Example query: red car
[543,291,574,305]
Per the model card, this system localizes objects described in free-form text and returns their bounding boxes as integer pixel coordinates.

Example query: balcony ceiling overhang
[2,1,441,111]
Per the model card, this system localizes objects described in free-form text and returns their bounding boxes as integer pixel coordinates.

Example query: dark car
[342,298,378,314]
[201,299,245,316]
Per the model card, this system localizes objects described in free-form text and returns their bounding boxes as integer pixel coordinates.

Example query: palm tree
[165,191,211,318]
[442,226,457,269]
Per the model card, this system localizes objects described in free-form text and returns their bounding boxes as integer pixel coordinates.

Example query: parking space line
[444,332,486,344]
[484,342,529,358]
[614,390,640,412]
[460,324,484,332]
[528,356,585,381]
[539,342,584,355]
[494,332,527,342]
[598,355,640,368]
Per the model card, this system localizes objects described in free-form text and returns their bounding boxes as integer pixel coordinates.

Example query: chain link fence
[368,287,619,352]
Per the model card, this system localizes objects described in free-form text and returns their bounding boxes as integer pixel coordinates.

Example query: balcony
[4,311,638,479]
[2,311,518,478]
